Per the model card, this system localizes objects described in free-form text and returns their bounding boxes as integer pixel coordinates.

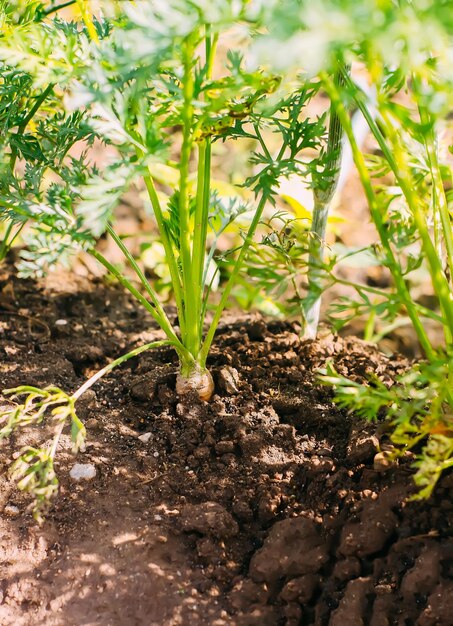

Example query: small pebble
[138,432,152,443]
[218,366,241,394]
[153,451,159,458]
[69,463,97,482]
[4,504,20,517]
[373,451,396,472]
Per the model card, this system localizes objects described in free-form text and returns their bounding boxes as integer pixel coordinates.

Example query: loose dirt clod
[249,517,328,584]
[347,422,379,464]
[179,502,239,539]
[329,577,373,626]
[217,366,241,394]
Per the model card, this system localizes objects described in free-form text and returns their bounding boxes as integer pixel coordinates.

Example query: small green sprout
[0,340,171,519]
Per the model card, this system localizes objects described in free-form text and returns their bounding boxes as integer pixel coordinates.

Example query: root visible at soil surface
[176,366,215,402]
[0,264,452,626]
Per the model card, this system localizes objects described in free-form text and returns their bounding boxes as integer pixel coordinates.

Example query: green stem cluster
[90,28,270,391]
[303,68,347,338]
[323,69,437,360]
[328,65,453,365]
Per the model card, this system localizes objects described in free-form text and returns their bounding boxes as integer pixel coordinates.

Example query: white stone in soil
[70,463,96,482]
[4,504,20,517]
[138,432,152,443]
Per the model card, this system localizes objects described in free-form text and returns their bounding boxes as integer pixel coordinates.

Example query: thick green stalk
[322,72,434,360]
[200,142,212,279]
[303,68,347,338]
[379,107,453,346]
[193,28,217,343]
[193,141,211,338]
[178,36,198,358]
[340,67,453,346]
[142,168,186,338]
[199,192,269,365]
[415,84,453,286]
[413,81,453,408]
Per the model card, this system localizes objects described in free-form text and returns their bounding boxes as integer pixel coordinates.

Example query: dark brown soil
[1,264,452,626]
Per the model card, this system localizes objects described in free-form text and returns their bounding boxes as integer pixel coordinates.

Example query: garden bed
[1,265,452,626]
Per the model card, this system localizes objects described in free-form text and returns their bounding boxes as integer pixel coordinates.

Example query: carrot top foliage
[1,0,453,516]
[256,0,453,497]
[0,0,328,517]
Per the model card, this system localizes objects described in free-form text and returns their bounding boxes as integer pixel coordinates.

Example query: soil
[0,263,452,626]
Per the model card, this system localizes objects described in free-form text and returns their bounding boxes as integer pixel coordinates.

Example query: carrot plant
[257,0,453,496]
[0,0,81,262]
[0,0,327,517]
[321,67,453,497]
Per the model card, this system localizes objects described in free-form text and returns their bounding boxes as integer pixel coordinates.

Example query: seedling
[254,0,453,495]
[0,0,324,516]
[319,64,453,496]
